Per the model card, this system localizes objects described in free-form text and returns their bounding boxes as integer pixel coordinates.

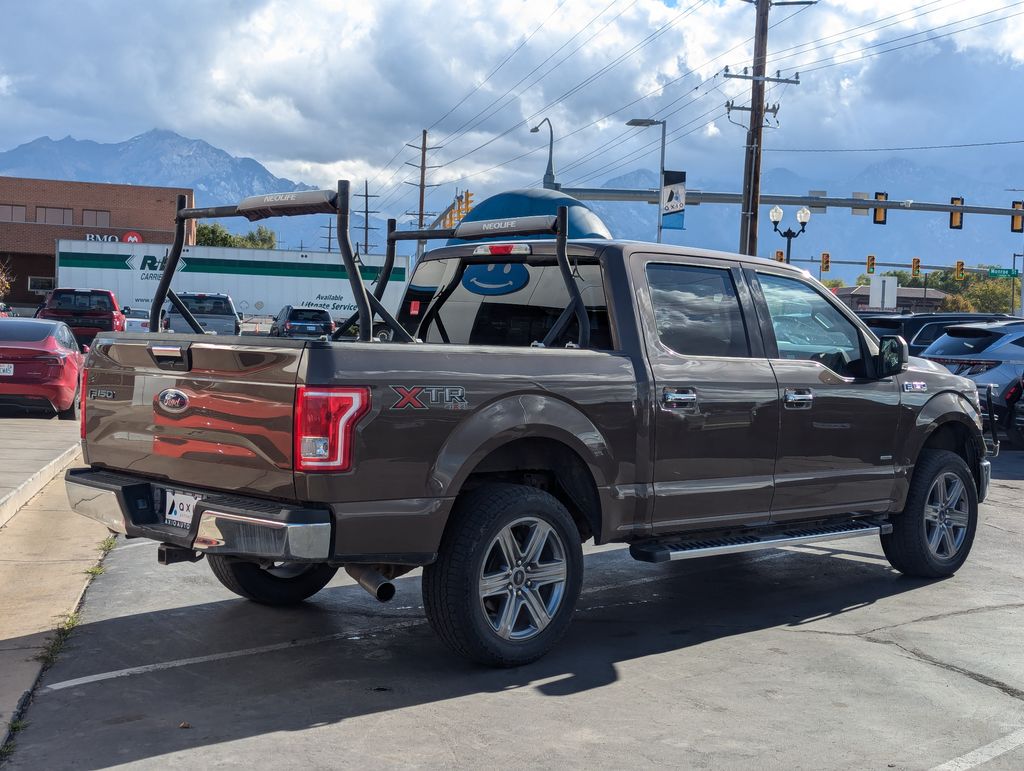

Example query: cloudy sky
[2,0,1024,221]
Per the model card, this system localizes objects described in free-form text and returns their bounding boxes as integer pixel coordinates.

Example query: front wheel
[207,555,337,605]
[422,483,583,667]
[881,449,978,578]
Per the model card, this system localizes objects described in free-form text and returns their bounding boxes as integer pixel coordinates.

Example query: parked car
[163,292,241,336]
[859,312,1018,357]
[36,288,125,344]
[64,183,993,667]
[268,305,335,338]
[122,307,152,333]
[0,318,86,419]
[0,302,11,317]
[922,319,1024,446]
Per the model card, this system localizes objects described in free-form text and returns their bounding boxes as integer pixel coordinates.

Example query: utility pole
[732,0,812,256]
[404,129,442,259]
[354,180,380,254]
[319,219,334,253]
[1014,252,1023,314]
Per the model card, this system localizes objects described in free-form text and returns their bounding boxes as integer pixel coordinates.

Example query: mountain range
[1,130,1020,283]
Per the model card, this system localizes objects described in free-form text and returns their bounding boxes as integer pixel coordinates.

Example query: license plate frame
[0,363,12,376]
[162,489,203,530]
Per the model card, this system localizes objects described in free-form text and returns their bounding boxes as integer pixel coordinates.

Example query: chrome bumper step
[629,519,892,564]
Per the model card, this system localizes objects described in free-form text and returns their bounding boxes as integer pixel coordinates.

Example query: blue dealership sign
[461,263,530,296]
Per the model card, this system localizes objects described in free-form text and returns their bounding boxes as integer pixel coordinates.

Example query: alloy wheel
[923,472,970,560]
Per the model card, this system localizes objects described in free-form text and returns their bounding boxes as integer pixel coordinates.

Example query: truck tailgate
[83,334,304,499]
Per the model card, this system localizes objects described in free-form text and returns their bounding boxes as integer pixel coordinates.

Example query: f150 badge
[391,385,468,410]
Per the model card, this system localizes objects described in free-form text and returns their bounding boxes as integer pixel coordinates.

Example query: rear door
[631,254,779,534]
[83,335,304,499]
[747,268,900,521]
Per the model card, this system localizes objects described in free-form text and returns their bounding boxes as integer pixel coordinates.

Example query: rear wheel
[422,483,583,667]
[881,449,977,578]
[207,555,337,605]
[57,386,80,421]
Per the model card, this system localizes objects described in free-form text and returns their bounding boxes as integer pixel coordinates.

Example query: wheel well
[459,438,601,542]
[920,421,980,489]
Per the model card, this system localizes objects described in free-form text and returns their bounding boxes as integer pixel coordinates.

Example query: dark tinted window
[912,322,949,346]
[126,309,149,319]
[0,320,55,341]
[399,258,612,349]
[646,263,749,357]
[173,296,233,315]
[48,290,113,311]
[926,331,1000,356]
[289,308,331,323]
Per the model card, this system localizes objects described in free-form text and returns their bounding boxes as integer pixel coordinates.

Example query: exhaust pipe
[345,565,395,602]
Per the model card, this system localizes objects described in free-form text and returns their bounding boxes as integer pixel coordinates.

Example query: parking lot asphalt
[5,453,1024,770]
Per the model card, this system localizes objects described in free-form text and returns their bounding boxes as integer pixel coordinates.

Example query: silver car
[163,293,241,336]
[922,319,1024,446]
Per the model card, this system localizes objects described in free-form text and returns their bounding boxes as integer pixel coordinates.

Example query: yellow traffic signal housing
[463,190,474,213]
[866,255,876,274]
[820,252,830,272]
[774,250,785,263]
[911,257,921,277]
[950,197,964,229]
[1012,200,1024,234]
[954,260,965,280]
[873,192,887,225]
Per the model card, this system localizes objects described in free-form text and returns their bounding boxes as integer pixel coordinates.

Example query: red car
[0,302,11,317]
[37,288,125,345]
[0,318,86,419]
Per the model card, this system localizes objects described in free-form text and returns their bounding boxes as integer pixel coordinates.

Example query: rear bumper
[65,468,331,561]
[0,382,73,412]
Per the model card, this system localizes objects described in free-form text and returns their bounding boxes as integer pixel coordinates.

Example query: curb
[0,444,81,530]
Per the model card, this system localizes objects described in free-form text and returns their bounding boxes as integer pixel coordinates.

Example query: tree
[196,223,276,249]
[940,294,974,312]
[0,260,11,299]
[821,278,844,289]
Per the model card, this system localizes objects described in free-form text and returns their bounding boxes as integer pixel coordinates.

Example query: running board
[629,519,892,564]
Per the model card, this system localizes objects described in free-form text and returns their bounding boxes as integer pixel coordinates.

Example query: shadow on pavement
[7,545,932,769]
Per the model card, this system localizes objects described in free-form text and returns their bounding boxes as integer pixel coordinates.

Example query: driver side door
[747,268,901,522]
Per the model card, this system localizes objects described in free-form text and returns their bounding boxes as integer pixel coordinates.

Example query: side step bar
[629,519,892,564]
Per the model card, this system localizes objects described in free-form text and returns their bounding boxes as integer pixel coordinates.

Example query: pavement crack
[861,635,1024,703]
[984,522,1023,535]
[860,602,1024,636]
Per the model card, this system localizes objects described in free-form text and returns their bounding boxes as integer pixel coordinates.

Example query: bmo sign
[85,231,143,243]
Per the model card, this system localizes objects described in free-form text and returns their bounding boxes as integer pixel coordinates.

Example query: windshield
[398,257,612,349]
[289,309,331,323]
[47,290,113,311]
[170,296,234,315]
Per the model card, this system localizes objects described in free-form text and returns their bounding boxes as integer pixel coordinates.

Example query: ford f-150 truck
[66,182,995,667]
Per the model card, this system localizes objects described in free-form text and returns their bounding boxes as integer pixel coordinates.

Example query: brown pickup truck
[66,182,995,667]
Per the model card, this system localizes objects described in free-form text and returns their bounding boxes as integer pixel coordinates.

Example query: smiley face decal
[461,263,530,296]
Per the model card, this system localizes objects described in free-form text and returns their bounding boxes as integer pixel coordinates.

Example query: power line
[764,138,1024,153]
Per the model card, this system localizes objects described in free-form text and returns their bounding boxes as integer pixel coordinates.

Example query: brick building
[0,176,194,306]
[835,285,947,314]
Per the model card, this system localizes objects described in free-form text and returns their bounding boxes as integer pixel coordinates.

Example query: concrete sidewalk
[0,417,81,529]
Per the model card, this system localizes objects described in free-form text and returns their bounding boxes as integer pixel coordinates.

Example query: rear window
[925,330,1000,356]
[47,290,113,311]
[126,309,148,319]
[289,309,331,323]
[0,320,54,341]
[172,296,234,315]
[398,258,612,349]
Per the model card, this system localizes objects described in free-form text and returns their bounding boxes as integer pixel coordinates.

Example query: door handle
[662,388,698,411]
[784,388,814,409]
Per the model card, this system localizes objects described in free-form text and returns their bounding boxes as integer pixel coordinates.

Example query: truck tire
[422,483,583,667]
[881,449,978,578]
[207,556,337,606]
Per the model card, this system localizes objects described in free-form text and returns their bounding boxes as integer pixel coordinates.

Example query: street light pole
[530,118,556,189]
[769,205,811,264]
[626,117,668,243]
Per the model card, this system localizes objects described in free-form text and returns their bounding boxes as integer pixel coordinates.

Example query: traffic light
[873,192,888,225]
[774,250,785,263]
[820,252,830,272]
[950,197,964,229]
[955,260,965,281]
[463,190,474,213]
[866,255,876,274]
[1012,200,1024,234]
[911,257,921,277]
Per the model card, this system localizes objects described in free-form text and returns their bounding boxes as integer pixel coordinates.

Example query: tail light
[293,386,370,472]
[80,368,89,439]
[1004,379,1023,406]
[284,322,292,331]
[328,321,336,333]
[926,357,999,376]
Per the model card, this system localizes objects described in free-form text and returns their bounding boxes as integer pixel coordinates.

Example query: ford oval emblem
[461,263,530,296]
[157,388,190,414]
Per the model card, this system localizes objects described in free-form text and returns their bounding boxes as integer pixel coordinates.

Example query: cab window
[758,273,864,377]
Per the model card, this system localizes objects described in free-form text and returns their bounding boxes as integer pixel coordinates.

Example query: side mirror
[237,312,244,321]
[876,335,908,378]
[81,345,91,354]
